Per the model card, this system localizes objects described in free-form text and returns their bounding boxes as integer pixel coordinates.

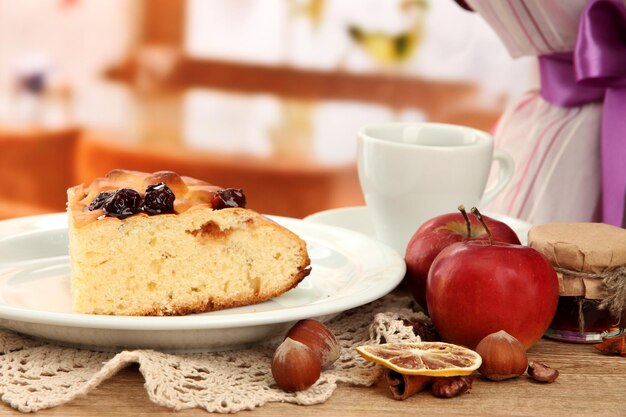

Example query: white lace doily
[0,295,424,413]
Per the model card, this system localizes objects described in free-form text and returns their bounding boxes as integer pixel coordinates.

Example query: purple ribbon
[538,0,626,227]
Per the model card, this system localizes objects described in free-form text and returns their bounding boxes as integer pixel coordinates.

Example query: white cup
[357,122,514,253]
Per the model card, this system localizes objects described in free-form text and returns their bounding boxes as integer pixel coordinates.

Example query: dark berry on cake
[142,182,175,215]
[212,188,246,210]
[88,191,115,211]
[102,188,141,219]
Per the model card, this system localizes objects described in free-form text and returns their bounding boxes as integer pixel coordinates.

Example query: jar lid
[529,223,626,300]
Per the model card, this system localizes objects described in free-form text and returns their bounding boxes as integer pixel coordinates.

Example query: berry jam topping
[211,188,246,210]
[102,188,142,219]
[142,182,175,215]
[88,191,115,211]
[86,183,247,219]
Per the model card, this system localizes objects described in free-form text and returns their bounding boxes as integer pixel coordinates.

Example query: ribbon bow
[539,0,626,227]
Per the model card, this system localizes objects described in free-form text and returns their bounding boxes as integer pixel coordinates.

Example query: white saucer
[304,206,532,245]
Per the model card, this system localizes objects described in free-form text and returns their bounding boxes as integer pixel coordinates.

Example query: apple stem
[458,205,471,238]
[471,207,493,245]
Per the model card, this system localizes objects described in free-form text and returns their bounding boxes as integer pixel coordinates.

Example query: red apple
[426,238,559,350]
[404,207,521,311]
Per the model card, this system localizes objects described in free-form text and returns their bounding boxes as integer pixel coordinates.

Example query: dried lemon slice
[356,342,482,377]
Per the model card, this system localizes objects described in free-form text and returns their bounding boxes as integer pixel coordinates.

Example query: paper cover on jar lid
[528,223,626,312]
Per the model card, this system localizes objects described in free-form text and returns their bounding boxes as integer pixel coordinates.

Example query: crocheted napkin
[0,295,424,413]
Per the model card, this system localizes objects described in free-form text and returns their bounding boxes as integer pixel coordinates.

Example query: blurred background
[0,0,537,220]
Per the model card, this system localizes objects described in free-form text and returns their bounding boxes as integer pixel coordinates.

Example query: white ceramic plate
[0,213,405,352]
[304,206,532,245]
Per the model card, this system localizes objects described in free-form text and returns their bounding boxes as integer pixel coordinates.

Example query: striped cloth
[468,0,603,224]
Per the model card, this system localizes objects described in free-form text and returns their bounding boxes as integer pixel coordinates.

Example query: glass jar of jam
[528,223,626,344]
[545,296,622,343]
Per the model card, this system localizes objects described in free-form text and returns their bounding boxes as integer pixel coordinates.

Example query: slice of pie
[67,169,311,316]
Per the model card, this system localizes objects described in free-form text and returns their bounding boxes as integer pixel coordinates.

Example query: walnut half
[527,362,559,383]
[431,376,473,398]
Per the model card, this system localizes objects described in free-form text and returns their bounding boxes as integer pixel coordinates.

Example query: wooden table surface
[1,337,623,416]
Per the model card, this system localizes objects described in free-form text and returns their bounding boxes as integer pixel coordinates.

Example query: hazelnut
[286,319,340,368]
[475,330,528,381]
[271,337,321,391]
[527,361,559,383]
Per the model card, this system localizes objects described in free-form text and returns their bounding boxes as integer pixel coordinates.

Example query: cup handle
[481,149,514,206]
